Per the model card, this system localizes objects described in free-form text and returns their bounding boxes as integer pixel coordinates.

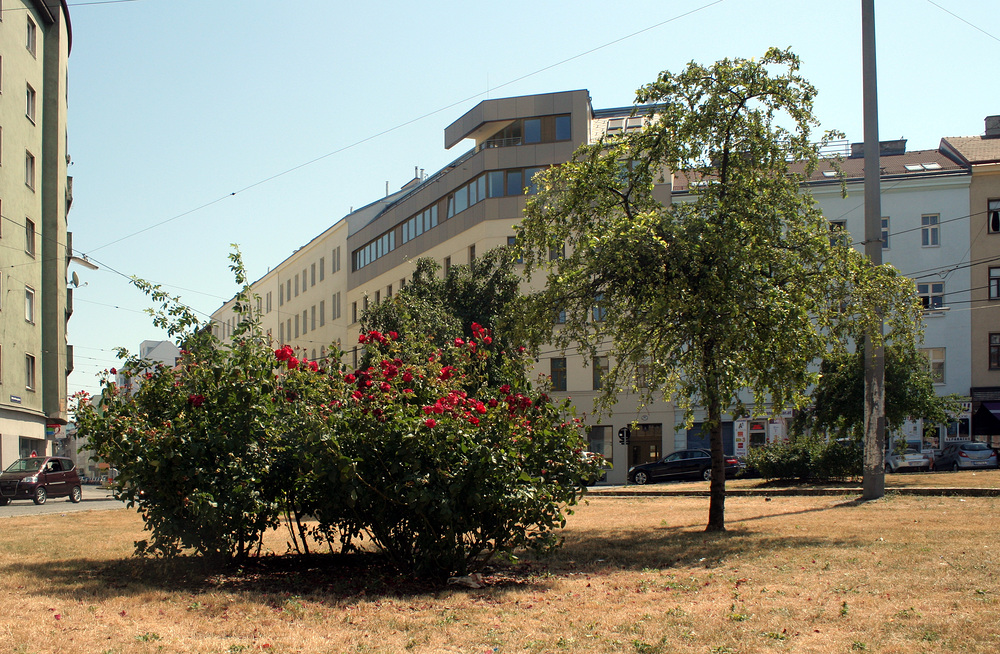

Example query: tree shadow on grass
[6,498,871,604]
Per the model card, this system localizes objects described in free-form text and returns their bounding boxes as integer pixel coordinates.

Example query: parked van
[0,456,83,505]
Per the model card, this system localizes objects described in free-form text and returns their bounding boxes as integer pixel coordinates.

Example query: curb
[587,487,1000,498]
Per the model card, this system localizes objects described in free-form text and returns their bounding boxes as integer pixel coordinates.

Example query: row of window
[830,214,940,250]
[275,247,341,309]
[480,114,572,150]
[354,166,547,272]
[277,292,343,344]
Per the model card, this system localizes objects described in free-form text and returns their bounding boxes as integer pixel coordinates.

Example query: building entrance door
[630,423,662,466]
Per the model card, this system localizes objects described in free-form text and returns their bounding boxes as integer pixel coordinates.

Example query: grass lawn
[1,474,998,653]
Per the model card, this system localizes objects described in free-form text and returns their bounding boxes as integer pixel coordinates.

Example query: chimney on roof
[849,138,907,159]
[985,115,1000,139]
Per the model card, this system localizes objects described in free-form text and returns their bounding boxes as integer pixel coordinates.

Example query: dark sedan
[628,448,741,484]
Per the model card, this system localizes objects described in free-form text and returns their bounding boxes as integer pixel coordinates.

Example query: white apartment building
[212,90,982,483]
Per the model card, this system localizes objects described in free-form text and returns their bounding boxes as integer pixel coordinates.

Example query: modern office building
[212,90,986,482]
[0,1,74,467]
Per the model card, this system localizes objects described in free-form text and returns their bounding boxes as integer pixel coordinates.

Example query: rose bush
[74,251,602,576]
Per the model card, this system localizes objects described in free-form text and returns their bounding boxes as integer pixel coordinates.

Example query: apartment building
[213,90,985,482]
[0,2,74,467]
[940,117,1000,446]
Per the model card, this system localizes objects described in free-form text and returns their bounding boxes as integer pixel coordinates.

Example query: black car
[628,448,741,484]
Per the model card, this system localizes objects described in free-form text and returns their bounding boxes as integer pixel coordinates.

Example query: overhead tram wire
[81,0,729,256]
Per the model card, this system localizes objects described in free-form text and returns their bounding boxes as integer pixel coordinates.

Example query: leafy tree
[793,340,960,441]
[515,48,919,531]
[361,247,524,387]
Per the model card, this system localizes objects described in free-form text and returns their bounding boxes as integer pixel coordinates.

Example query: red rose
[308,361,319,372]
[424,418,436,428]
[188,394,205,407]
[288,357,299,370]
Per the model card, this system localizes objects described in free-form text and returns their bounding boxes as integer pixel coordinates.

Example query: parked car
[628,449,741,485]
[934,442,999,471]
[885,441,933,472]
[0,456,83,505]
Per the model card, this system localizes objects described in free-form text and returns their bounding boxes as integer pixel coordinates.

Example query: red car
[0,456,83,505]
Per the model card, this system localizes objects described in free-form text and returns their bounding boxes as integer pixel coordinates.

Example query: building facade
[940,117,1000,446]
[0,1,73,467]
[212,90,987,482]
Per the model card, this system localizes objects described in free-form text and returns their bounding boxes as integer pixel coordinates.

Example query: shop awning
[973,402,1000,436]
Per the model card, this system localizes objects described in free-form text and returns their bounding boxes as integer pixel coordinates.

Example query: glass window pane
[455,185,468,214]
[506,170,522,196]
[556,115,571,141]
[524,119,541,144]
[488,171,505,198]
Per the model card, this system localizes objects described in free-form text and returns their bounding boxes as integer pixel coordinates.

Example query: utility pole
[862,0,886,500]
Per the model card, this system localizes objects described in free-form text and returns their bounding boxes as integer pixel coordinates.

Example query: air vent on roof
[849,139,907,159]
[904,162,942,172]
[986,115,1000,138]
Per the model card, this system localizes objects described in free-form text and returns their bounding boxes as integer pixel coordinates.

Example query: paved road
[0,485,125,518]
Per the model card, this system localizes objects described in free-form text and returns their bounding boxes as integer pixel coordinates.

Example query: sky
[63,0,999,397]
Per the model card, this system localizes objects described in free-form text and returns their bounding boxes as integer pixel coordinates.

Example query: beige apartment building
[940,117,1000,445]
[213,91,999,480]
[0,1,74,467]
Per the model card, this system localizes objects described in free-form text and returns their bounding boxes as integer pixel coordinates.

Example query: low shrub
[746,436,861,482]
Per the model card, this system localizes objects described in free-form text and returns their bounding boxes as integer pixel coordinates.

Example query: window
[990,334,1000,370]
[881,217,890,249]
[551,357,567,391]
[505,169,522,196]
[319,301,325,327]
[554,308,566,324]
[593,356,608,390]
[332,247,341,273]
[319,257,325,281]
[294,314,300,338]
[507,236,523,263]
[294,274,299,297]
[917,282,945,310]
[556,115,572,141]
[286,280,291,301]
[25,84,35,123]
[302,268,307,290]
[24,218,34,257]
[333,292,341,320]
[351,301,357,324]
[26,17,36,57]
[829,220,848,246]
[444,256,451,276]
[25,354,35,391]
[386,284,392,298]
[301,310,308,334]
[279,322,285,343]
[279,284,284,306]
[266,291,272,313]
[587,425,611,464]
[25,151,34,189]
[593,294,607,322]
[549,245,565,261]
[524,118,541,144]
[921,347,945,384]
[24,286,34,323]
[310,263,316,287]
[921,214,940,247]
[991,268,1000,300]
[469,244,475,263]
[989,200,1000,234]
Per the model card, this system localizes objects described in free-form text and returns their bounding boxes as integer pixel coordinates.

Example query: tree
[361,247,524,387]
[794,339,960,441]
[515,48,918,531]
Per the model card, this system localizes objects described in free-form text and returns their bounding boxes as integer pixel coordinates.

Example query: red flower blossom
[454,337,465,346]
[188,394,206,407]
[424,418,436,428]
[344,373,356,384]
[402,371,414,383]
[380,381,391,392]
[287,357,299,370]
[110,368,117,375]
[358,333,368,344]
[308,361,319,372]
[389,331,399,341]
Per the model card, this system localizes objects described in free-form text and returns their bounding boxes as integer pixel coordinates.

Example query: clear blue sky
[65,0,999,397]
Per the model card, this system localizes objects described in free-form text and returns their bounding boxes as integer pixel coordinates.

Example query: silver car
[885,441,933,473]
[934,442,999,471]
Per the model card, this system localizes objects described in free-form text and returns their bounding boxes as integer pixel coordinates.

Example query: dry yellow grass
[1,479,999,653]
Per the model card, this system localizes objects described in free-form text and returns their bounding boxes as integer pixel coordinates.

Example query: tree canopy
[515,48,920,531]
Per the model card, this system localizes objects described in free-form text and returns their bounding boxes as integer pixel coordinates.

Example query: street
[0,485,124,518]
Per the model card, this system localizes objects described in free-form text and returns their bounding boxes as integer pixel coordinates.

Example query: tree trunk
[704,354,726,532]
